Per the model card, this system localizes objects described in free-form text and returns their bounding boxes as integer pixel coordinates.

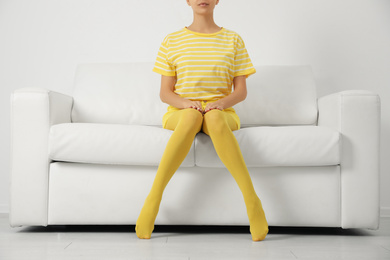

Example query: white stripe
[176,81,228,86]
[175,84,228,89]
[175,50,234,54]
[234,62,252,68]
[175,54,234,62]
[168,46,235,56]
[235,57,250,62]
[234,67,254,73]
[170,39,234,48]
[155,60,171,68]
[165,28,237,45]
[156,54,166,60]
[171,30,235,42]
[177,59,232,63]
[178,64,232,71]
[176,70,233,78]
[182,94,225,99]
[176,91,225,95]
[154,63,173,72]
[167,30,187,38]
[237,46,247,52]
[235,52,248,58]
[174,51,235,56]
[170,53,233,65]
[178,75,227,80]
[172,34,235,43]
[176,59,232,66]
[169,41,233,49]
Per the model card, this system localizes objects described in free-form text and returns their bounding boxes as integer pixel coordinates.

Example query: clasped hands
[185,100,224,114]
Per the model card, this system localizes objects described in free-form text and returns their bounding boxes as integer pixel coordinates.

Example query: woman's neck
[187,15,221,34]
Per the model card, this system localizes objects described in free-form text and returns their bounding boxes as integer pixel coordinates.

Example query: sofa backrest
[234,65,318,126]
[72,62,165,126]
[71,62,318,126]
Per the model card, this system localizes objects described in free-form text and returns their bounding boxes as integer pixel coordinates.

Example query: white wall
[1,0,389,216]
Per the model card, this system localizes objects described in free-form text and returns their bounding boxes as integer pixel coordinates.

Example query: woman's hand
[182,99,203,113]
[204,100,225,113]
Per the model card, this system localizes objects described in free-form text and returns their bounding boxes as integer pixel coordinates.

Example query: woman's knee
[177,108,203,132]
[203,109,229,134]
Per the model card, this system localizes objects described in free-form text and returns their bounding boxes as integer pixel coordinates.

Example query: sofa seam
[339,93,343,227]
[339,94,378,97]
[9,92,14,225]
[45,91,51,226]
[48,157,194,168]
[194,135,197,167]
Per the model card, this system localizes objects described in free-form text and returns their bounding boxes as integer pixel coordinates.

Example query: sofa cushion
[48,123,195,167]
[49,123,340,168]
[71,63,317,126]
[195,126,340,167]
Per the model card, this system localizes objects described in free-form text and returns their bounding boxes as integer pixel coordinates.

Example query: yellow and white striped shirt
[152,26,256,101]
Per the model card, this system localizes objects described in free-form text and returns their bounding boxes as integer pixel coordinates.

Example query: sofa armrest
[10,88,73,227]
[318,90,381,229]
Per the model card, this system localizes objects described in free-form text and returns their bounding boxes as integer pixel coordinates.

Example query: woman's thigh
[163,108,204,131]
[202,109,239,136]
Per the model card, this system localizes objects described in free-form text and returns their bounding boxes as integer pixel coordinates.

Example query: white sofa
[9,62,381,229]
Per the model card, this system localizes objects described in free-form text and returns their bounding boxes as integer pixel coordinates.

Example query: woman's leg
[135,108,203,239]
[202,109,268,241]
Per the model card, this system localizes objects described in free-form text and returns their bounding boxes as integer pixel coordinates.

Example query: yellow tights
[135,108,268,241]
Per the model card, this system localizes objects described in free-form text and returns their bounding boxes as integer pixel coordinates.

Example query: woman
[135,0,268,241]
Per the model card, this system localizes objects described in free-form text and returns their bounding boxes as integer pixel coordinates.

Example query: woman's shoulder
[223,28,246,46]
[221,28,244,42]
[223,27,242,37]
[161,27,186,42]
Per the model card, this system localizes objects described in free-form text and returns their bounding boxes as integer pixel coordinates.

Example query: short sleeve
[234,35,256,78]
[152,37,176,77]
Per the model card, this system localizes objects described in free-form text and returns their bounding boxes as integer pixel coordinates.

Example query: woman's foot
[135,195,161,239]
[247,196,268,241]
[135,224,151,239]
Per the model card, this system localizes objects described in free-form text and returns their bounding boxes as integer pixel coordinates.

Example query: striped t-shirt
[152,26,256,101]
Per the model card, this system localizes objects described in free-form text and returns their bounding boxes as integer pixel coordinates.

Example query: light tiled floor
[1,214,389,260]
